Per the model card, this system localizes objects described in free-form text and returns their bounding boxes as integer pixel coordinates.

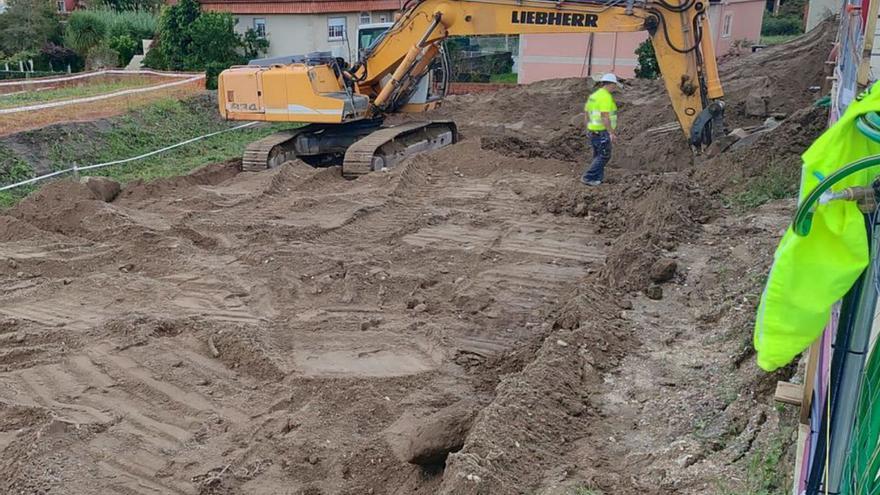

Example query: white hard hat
[599,73,621,85]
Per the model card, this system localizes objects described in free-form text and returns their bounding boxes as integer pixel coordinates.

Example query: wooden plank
[801,340,821,425]
[792,423,811,495]
[775,381,804,406]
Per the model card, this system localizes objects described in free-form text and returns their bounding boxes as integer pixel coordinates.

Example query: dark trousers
[583,131,612,182]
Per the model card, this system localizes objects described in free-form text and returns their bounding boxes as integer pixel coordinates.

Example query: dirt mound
[118,159,241,203]
[8,179,118,236]
[0,216,50,242]
[697,105,829,196]
[449,20,834,174]
[718,19,835,128]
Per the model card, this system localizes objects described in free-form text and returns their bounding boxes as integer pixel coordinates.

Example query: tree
[65,10,109,57]
[186,12,241,68]
[0,0,61,54]
[150,0,202,70]
[103,0,164,12]
[241,28,269,60]
[144,0,265,88]
[634,39,660,79]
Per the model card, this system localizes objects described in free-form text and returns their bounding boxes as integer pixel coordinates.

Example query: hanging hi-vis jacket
[754,84,880,372]
[586,87,618,132]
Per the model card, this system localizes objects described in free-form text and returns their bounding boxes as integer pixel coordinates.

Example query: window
[56,0,65,12]
[254,18,267,38]
[359,12,371,25]
[328,17,346,41]
[722,13,732,38]
[378,14,388,23]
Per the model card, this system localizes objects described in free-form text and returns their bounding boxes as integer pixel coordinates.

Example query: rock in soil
[649,258,678,283]
[645,284,664,300]
[386,401,478,466]
[81,176,121,202]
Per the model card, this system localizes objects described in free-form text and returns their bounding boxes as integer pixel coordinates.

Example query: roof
[200,0,403,14]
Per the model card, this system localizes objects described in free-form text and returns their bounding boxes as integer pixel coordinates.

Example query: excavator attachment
[239,120,458,176]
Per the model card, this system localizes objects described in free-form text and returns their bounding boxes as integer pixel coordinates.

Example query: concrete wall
[233,11,394,61]
[806,0,841,31]
[518,0,765,84]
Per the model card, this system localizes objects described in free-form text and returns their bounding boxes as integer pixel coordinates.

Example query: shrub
[40,43,84,71]
[205,61,228,90]
[65,10,109,57]
[761,15,803,36]
[142,39,167,68]
[109,34,138,66]
[85,43,121,69]
[635,39,660,79]
[1,50,40,70]
[97,8,159,46]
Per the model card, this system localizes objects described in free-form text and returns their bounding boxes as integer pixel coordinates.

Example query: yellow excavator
[218,0,724,177]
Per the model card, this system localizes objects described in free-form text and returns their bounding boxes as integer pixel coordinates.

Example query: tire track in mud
[0,146,611,493]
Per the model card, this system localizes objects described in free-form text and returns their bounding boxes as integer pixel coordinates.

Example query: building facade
[200,0,402,61]
[517,0,766,83]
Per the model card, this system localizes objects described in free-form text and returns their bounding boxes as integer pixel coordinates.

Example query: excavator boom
[219,0,724,175]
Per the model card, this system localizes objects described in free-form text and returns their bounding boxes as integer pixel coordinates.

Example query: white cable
[0,69,201,87]
[0,122,258,192]
[0,74,204,115]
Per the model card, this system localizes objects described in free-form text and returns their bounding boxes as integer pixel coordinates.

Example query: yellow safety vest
[585,87,618,132]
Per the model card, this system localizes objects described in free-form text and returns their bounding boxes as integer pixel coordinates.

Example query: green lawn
[760,34,801,45]
[489,72,518,84]
[0,79,161,109]
[0,96,290,208]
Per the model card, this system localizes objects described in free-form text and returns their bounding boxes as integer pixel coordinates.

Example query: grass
[0,96,289,208]
[489,72,518,84]
[0,79,159,109]
[567,484,602,495]
[725,166,797,210]
[717,427,794,495]
[760,35,800,45]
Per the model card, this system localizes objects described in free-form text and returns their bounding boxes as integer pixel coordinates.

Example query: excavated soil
[0,25,833,495]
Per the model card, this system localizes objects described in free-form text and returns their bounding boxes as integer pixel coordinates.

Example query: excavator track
[241,129,304,172]
[240,121,457,175]
[342,121,458,179]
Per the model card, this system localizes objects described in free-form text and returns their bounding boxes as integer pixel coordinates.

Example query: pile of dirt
[696,104,830,196]
[117,159,241,203]
[8,179,118,236]
[718,19,836,129]
[452,20,835,174]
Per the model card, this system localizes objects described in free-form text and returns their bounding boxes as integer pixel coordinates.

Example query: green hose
[793,112,880,236]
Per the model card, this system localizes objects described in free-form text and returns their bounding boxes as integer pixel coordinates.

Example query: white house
[200,0,402,61]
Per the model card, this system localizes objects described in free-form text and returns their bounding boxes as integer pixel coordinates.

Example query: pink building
[518,0,766,83]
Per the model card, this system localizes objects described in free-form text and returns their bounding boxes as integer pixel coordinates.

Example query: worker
[582,73,621,186]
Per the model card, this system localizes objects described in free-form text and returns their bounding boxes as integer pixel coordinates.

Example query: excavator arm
[219,0,724,174]
[354,0,723,145]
